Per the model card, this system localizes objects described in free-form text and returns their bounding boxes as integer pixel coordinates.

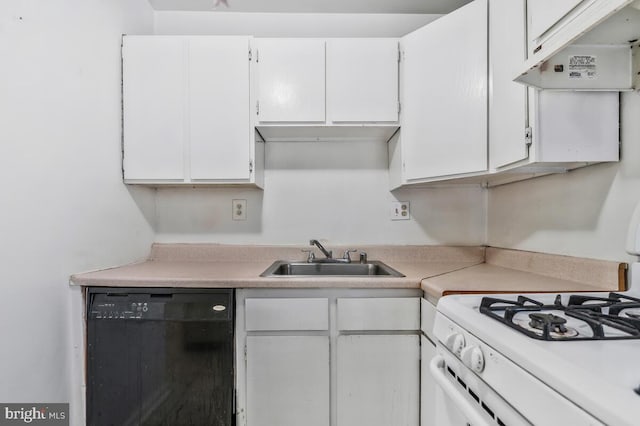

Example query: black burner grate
[479,293,640,341]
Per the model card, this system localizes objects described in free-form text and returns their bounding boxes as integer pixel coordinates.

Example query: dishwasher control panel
[89,301,158,320]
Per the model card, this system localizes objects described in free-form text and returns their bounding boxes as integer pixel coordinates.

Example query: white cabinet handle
[429,355,492,426]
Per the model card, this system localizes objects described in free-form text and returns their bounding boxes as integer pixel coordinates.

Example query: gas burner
[529,313,567,332]
[513,313,579,339]
[479,293,640,341]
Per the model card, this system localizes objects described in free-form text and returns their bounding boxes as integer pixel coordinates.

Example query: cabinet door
[188,37,251,181]
[400,0,488,180]
[246,336,330,426]
[489,0,529,169]
[527,0,583,43]
[337,335,419,426]
[257,39,325,122]
[327,39,399,123]
[123,37,185,181]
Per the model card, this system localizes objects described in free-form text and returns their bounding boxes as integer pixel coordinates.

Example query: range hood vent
[515,0,640,90]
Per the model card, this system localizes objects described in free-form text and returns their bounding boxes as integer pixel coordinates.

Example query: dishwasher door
[87,288,234,426]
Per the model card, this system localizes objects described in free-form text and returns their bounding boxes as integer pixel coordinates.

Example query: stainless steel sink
[260,260,405,277]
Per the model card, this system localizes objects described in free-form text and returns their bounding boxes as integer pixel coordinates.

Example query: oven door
[430,353,532,426]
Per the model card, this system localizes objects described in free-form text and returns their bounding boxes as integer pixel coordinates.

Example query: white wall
[488,92,640,262]
[152,11,486,247]
[155,141,486,245]
[0,0,155,422]
[154,11,440,37]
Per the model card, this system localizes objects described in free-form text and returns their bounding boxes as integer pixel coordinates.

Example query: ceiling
[148,0,473,14]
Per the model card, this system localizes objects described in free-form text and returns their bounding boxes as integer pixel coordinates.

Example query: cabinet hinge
[244,344,247,362]
[249,160,254,174]
[398,102,402,114]
[525,127,533,147]
[256,49,259,63]
[248,48,252,61]
[256,100,260,115]
[398,48,402,63]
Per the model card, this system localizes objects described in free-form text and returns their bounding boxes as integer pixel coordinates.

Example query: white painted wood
[245,298,329,331]
[188,36,251,181]
[337,297,419,331]
[489,0,529,169]
[123,36,185,181]
[400,0,488,180]
[421,335,438,426]
[528,0,584,42]
[257,38,326,122]
[517,0,635,88]
[420,297,438,340]
[123,35,260,185]
[387,130,404,189]
[535,91,619,162]
[326,38,399,123]
[246,336,330,426]
[337,335,419,426]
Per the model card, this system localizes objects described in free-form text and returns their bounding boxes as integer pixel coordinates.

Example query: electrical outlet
[390,201,410,220]
[232,199,247,221]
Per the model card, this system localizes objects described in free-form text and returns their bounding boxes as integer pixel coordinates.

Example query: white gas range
[431,205,640,426]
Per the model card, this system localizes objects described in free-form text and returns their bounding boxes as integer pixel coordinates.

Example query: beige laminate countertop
[71,244,485,289]
[421,247,625,303]
[71,244,624,302]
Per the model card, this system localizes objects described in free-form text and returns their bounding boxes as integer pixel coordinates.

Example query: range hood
[515,0,640,90]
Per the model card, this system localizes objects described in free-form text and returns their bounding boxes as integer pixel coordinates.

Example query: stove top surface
[480,292,640,341]
[437,290,640,426]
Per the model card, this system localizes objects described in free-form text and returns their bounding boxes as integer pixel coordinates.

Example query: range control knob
[445,333,466,357]
[461,345,485,373]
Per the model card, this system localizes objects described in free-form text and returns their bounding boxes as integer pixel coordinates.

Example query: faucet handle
[359,251,368,264]
[342,249,357,262]
[301,249,315,263]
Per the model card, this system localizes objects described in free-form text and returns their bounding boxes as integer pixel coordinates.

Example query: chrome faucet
[307,240,356,263]
[310,239,332,259]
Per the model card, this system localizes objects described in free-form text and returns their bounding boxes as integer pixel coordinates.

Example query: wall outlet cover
[233,199,247,221]
[390,201,410,220]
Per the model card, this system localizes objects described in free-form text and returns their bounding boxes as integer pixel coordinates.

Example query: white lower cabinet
[337,335,419,426]
[246,336,330,426]
[421,335,438,426]
[236,289,421,426]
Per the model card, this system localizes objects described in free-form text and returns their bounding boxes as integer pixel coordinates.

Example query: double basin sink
[260,260,405,277]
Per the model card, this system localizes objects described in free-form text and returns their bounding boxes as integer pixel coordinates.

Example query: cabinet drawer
[245,298,329,331]
[337,297,419,331]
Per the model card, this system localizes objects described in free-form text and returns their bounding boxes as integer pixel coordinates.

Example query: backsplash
[154,140,486,245]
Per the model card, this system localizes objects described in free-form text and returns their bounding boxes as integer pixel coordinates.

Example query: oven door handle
[430,355,492,426]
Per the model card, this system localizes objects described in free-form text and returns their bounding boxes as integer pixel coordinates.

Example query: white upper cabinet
[123,35,262,186]
[188,37,252,181]
[255,37,400,136]
[326,39,399,123]
[489,0,620,178]
[256,38,326,123]
[528,0,583,42]
[123,37,185,181]
[489,0,529,169]
[397,0,488,182]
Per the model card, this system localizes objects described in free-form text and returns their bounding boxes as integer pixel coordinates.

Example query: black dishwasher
[87,288,234,426]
